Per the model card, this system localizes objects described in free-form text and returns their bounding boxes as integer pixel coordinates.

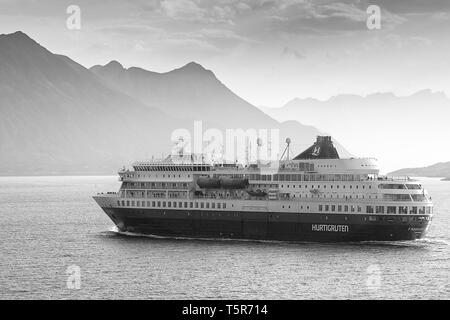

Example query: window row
[118,200,227,210]
[318,204,432,215]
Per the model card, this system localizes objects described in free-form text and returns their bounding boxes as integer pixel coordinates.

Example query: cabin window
[201,203,204,208]
[376,206,384,214]
[399,206,407,214]
[152,201,155,207]
[366,206,374,213]
[387,206,396,214]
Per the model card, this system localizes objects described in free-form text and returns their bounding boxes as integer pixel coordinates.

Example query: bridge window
[406,184,422,190]
[411,194,426,202]
[378,183,406,189]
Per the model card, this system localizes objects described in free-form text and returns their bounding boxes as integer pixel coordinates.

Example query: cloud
[160,0,207,21]
[282,46,307,60]
[371,0,450,14]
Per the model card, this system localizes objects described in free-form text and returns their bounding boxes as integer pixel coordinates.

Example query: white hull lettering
[311,224,349,233]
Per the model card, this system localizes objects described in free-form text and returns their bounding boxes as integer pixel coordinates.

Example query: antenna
[279,138,291,161]
[256,137,262,163]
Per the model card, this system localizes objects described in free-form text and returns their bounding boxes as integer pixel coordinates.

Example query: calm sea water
[0,176,449,300]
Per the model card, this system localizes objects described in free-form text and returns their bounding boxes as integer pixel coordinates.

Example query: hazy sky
[1,0,450,107]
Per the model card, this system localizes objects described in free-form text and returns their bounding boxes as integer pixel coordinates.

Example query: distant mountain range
[0,31,345,176]
[260,91,450,173]
[389,162,450,179]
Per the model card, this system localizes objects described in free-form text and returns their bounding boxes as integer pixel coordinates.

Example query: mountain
[0,31,345,175]
[0,31,183,175]
[389,162,450,178]
[260,91,450,173]
[90,60,350,157]
[90,61,273,126]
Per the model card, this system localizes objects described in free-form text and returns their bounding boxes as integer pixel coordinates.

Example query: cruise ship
[93,136,433,242]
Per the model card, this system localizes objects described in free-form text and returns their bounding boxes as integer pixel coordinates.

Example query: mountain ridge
[0,31,347,175]
[389,161,450,178]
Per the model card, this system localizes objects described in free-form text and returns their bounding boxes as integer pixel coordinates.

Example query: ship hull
[99,207,430,242]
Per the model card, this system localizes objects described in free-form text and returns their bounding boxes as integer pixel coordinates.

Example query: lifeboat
[247,189,267,197]
[197,176,249,189]
[196,176,220,189]
[219,177,249,189]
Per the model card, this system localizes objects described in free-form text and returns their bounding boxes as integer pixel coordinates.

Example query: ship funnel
[293,136,339,160]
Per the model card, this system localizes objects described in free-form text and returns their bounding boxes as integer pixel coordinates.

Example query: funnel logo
[312,146,321,156]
